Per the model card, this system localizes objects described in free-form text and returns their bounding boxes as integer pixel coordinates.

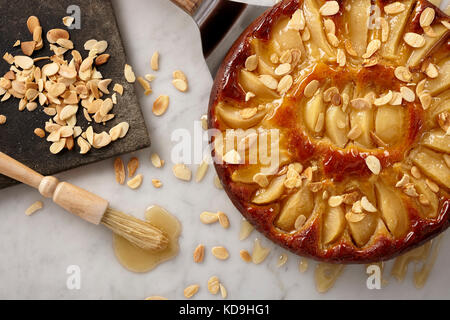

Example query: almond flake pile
[0,16,130,155]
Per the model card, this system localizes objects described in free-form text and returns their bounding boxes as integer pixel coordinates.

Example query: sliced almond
[420,7,435,28]
[200,211,219,224]
[211,246,229,260]
[172,78,188,92]
[193,244,205,263]
[151,179,162,188]
[184,285,199,299]
[274,63,291,76]
[425,63,438,78]
[218,211,230,229]
[46,28,69,44]
[150,51,159,71]
[124,64,136,83]
[172,163,192,181]
[240,249,252,262]
[113,83,124,95]
[50,139,66,154]
[404,32,425,48]
[400,86,415,102]
[127,157,139,178]
[365,155,381,175]
[21,41,36,56]
[14,56,34,69]
[25,201,43,216]
[207,276,220,295]
[77,137,91,154]
[153,95,169,116]
[258,75,278,90]
[195,159,209,182]
[384,2,405,15]
[304,79,319,98]
[319,1,339,16]
[394,66,412,82]
[277,74,293,94]
[62,16,75,27]
[114,157,125,185]
[245,54,258,71]
[127,174,143,190]
[220,284,227,299]
[294,214,307,230]
[34,128,45,138]
[361,196,377,212]
[151,153,163,168]
[27,16,40,33]
[328,195,343,207]
[374,90,393,106]
[362,39,381,59]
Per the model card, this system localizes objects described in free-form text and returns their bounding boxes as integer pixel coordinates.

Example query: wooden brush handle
[0,152,108,225]
[170,0,203,15]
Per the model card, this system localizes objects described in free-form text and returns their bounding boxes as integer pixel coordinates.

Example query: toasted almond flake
[258,75,278,90]
[114,158,125,184]
[345,211,366,223]
[172,163,192,181]
[326,32,339,47]
[220,284,227,299]
[172,78,188,92]
[425,179,439,193]
[394,66,412,82]
[352,200,363,213]
[214,175,223,189]
[211,246,229,260]
[245,54,258,71]
[92,132,112,149]
[245,91,255,101]
[56,38,73,49]
[253,173,269,188]
[26,102,38,112]
[389,91,403,105]
[404,32,425,48]
[270,53,279,64]
[207,276,220,294]
[93,40,108,54]
[403,183,419,197]
[365,155,381,175]
[442,20,450,29]
[84,39,97,51]
[25,201,43,216]
[294,214,306,230]
[361,196,377,212]
[218,211,230,229]
[396,174,410,188]
[374,90,393,106]
[400,86,415,102]
[319,1,339,16]
[62,16,74,27]
[328,195,343,207]
[60,105,78,120]
[46,28,69,44]
[324,18,335,34]
[384,2,405,14]
[151,179,162,188]
[113,83,124,95]
[124,64,136,83]
[280,50,292,64]
[425,63,438,78]
[183,284,199,299]
[336,49,346,67]
[193,244,205,263]
[200,211,219,224]
[239,107,257,119]
[344,41,358,57]
[50,139,66,154]
[223,150,241,164]
[27,16,40,33]
[150,51,159,71]
[420,7,435,27]
[127,174,143,189]
[252,238,270,264]
[240,249,252,262]
[33,128,45,138]
[145,296,168,300]
[14,56,34,69]
[21,41,35,56]
[287,9,305,30]
[304,79,319,98]
[419,93,431,110]
[150,153,163,168]
[127,157,139,178]
[195,159,209,182]
[362,39,381,59]
[277,74,293,94]
[137,76,151,93]
[274,63,291,76]
[152,95,169,116]
[3,52,14,64]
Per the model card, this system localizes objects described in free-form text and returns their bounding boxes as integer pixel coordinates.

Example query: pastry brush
[0,151,168,251]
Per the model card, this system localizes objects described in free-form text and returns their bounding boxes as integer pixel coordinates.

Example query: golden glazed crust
[209,0,449,263]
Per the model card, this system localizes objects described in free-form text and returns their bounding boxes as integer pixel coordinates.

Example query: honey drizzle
[315,263,345,293]
[113,205,181,273]
[413,236,443,289]
[391,240,433,282]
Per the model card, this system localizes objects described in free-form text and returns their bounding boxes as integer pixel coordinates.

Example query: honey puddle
[298,258,309,273]
[314,263,345,293]
[113,205,181,273]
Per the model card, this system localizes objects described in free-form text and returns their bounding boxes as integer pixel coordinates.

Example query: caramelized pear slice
[239,70,280,100]
[350,109,374,148]
[304,90,325,133]
[375,181,409,238]
[422,129,450,154]
[303,0,335,60]
[424,58,450,96]
[375,105,404,144]
[252,174,286,204]
[411,177,439,219]
[348,213,378,247]
[275,185,313,231]
[271,17,306,58]
[407,25,448,68]
[381,0,414,60]
[216,102,267,129]
[412,148,450,188]
[322,206,346,245]
[344,0,371,57]
[326,106,349,148]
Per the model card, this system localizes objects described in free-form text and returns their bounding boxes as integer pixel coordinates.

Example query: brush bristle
[101,208,169,251]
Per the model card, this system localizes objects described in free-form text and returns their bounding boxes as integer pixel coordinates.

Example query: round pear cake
[208,0,449,263]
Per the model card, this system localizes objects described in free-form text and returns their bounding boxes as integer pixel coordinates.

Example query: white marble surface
[0,0,449,299]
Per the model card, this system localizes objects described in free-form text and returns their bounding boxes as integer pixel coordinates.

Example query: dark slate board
[0,0,150,189]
